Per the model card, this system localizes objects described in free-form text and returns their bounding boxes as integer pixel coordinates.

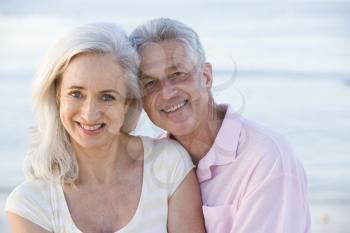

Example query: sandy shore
[1,191,349,232]
[310,200,350,233]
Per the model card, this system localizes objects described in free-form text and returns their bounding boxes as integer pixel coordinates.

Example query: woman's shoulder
[141,136,192,161]
[5,179,55,232]
[141,135,186,153]
[140,136,194,196]
[9,179,50,196]
[6,179,52,207]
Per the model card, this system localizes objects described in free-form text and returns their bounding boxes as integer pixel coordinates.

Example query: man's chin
[162,120,198,137]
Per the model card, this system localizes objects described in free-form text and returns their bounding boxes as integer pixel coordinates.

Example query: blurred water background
[0,0,349,232]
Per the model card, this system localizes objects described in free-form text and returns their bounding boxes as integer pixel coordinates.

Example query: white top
[5,136,194,233]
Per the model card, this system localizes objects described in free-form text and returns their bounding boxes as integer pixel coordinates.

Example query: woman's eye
[101,94,115,101]
[69,91,82,99]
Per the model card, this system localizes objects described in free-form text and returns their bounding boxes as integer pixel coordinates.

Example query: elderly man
[130,18,311,233]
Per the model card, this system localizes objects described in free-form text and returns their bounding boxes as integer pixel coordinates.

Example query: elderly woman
[5,23,205,233]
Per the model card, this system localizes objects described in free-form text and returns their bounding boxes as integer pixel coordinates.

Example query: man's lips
[161,100,188,113]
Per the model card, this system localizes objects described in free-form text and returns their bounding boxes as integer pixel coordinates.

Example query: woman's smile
[76,122,106,136]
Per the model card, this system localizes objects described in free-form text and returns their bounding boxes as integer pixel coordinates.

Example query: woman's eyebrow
[66,87,122,96]
[67,85,85,90]
[101,90,120,94]
[100,90,125,98]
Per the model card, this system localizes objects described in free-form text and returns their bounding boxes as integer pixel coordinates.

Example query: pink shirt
[164,104,311,232]
[196,105,311,232]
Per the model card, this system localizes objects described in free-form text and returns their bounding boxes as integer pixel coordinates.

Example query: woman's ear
[124,98,132,115]
[55,78,62,108]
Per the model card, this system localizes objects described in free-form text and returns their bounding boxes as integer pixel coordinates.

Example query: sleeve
[151,139,194,197]
[230,161,311,233]
[5,180,53,232]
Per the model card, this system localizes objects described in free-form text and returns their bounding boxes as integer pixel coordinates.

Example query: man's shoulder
[237,117,303,176]
[237,117,283,148]
[221,105,292,162]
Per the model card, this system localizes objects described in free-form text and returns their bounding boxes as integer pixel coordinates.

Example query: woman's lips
[77,122,106,135]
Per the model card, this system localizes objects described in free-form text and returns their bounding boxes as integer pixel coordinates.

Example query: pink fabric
[197,105,311,233]
[165,105,311,232]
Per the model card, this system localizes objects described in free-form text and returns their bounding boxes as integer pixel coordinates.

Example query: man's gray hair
[25,22,142,184]
[130,18,206,67]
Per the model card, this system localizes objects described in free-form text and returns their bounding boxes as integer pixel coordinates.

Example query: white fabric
[5,136,194,233]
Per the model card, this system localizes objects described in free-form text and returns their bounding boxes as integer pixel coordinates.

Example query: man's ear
[201,62,213,89]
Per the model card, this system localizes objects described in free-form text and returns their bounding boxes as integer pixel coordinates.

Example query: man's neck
[174,104,227,165]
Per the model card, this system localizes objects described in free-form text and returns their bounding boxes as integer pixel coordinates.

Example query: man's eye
[101,94,115,101]
[174,72,185,76]
[69,91,83,99]
[144,80,157,88]
[170,72,186,80]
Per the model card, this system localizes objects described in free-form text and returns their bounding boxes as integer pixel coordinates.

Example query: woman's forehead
[61,53,126,91]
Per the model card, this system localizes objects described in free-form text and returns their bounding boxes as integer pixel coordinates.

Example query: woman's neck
[71,134,132,187]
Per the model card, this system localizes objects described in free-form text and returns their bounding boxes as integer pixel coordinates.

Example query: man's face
[139,39,212,136]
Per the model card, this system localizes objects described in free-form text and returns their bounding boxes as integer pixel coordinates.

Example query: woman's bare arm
[7,212,51,233]
[168,170,206,233]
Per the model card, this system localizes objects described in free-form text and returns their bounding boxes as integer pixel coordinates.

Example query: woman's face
[59,53,129,149]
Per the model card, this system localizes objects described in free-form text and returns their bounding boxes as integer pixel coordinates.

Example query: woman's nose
[81,97,101,122]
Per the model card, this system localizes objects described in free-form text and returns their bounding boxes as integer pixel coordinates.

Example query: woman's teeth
[80,123,104,131]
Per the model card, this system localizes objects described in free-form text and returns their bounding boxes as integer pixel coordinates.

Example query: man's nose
[159,80,176,99]
[81,98,101,122]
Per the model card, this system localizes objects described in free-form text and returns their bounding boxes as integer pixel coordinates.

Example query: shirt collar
[162,104,243,183]
[196,104,243,183]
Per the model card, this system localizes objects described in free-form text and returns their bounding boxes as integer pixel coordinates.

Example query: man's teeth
[163,101,186,113]
[80,124,103,131]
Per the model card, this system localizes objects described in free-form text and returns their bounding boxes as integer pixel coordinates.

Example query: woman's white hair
[129,18,206,68]
[25,22,142,184]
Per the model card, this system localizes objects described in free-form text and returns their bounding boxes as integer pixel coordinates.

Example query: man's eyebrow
[169,64,181,69]
[140,74,155,80]
[166,63,188,72]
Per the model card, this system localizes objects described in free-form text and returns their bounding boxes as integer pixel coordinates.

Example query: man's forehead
[141,40,192,60]
[139,40,196,72]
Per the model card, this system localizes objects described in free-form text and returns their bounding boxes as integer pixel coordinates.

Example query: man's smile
[161,100,188,113]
